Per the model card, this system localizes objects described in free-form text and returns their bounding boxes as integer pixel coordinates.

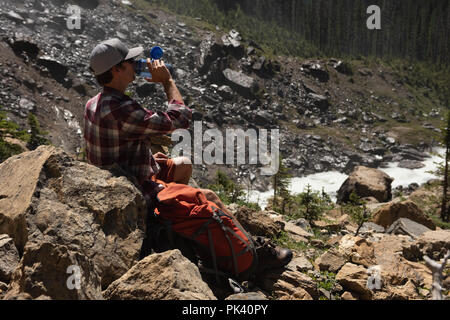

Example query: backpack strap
[211,206,259,279]
[211,211,240,276]
[206,227,221,284]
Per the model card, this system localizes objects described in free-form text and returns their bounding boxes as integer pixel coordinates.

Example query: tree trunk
[442,118,450,222]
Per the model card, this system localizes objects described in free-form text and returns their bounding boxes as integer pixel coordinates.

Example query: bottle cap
[150,46,163,60]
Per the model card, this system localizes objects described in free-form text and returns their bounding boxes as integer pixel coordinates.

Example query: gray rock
[307,93,329,112]
[386,217,431,238]
[334,61,353,75]
[221,30,245,58]
[302,62,329,82]
[222,69,258,98]
[358,222,385,234]
[398,160,425,169]
[37,55,69,83]
[0,235,20,282]
[217,85,233,100]
[358,69,372,76]
[385,137,396,144]
[319,288,334,300]
[18,98,36,113]
[252,56,265,71]
[291,218,313,233]
[6,11,24,23]
[286,255,314,272]
[253,110,272,126]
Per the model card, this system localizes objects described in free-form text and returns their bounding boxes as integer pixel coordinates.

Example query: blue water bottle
[134,46,174,78]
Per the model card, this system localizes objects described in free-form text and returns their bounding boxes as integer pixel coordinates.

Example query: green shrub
[341,192,371,235]
[208,169,260,210]
[287,184,334,225]
[27,113,51,151]
[0,140,23,163]
[0,107,30,163]
[272,155,292,214]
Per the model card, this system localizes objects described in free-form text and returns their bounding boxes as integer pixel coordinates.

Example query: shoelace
[262,239,278,256]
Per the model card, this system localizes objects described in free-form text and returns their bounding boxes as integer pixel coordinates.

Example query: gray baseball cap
[89,38,143,75]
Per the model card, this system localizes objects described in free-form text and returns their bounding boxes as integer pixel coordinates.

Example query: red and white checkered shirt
[83,86,191,186]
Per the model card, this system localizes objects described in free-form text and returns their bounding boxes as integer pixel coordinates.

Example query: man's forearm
[163,79,184,105]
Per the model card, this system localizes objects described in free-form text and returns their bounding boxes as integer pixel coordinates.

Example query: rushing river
[246,148,445,210]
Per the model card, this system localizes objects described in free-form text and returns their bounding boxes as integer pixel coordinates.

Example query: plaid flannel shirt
[83,86,191,188]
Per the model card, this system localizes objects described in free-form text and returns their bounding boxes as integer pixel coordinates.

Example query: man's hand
[145,58,184,104]
[153,152,168,164]
[145,58,171,84]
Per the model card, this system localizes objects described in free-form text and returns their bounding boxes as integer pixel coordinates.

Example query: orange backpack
[154,182,257,280]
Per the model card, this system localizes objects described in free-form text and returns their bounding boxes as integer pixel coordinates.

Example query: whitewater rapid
[246,148,445,210]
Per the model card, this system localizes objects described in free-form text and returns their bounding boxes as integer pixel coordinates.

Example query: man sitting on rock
[84,38,292,281]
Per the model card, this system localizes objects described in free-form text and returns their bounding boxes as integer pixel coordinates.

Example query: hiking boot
[254,236,293,273]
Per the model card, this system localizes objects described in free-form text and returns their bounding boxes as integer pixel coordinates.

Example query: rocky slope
[0,0,446,192]
[0,146,449,300]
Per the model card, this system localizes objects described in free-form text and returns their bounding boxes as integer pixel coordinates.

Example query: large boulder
[338,236,376,268]
[37,55,69,83]
[372,200,436,230]
[315,248,347,273]
[4,242,103,300]
[0,146,148,298]
[337,166,393,204]
[222,69,259,98]
[403,230,450,261]
[306,93,330,113]
[233,207,282,239]
[335,263,372,300]
[5,35,40,59]
[301,61,329,82]
[103,250,216,300]
[335,233,435,300]
[371,235,425,300]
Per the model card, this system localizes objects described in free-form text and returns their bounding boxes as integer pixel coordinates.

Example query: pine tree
[272,155,292,214]
[27,113,51,151]
[441,110,450,222]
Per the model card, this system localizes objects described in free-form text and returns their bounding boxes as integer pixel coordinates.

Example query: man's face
[112,59,135,86]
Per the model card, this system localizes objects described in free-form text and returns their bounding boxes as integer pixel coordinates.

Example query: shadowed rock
[372,200,436,230]
[0,146,147,298]
[103,250,216,300]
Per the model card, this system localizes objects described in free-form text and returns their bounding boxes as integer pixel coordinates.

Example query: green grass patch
[272,230,309,252]
[0,107,30,163]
